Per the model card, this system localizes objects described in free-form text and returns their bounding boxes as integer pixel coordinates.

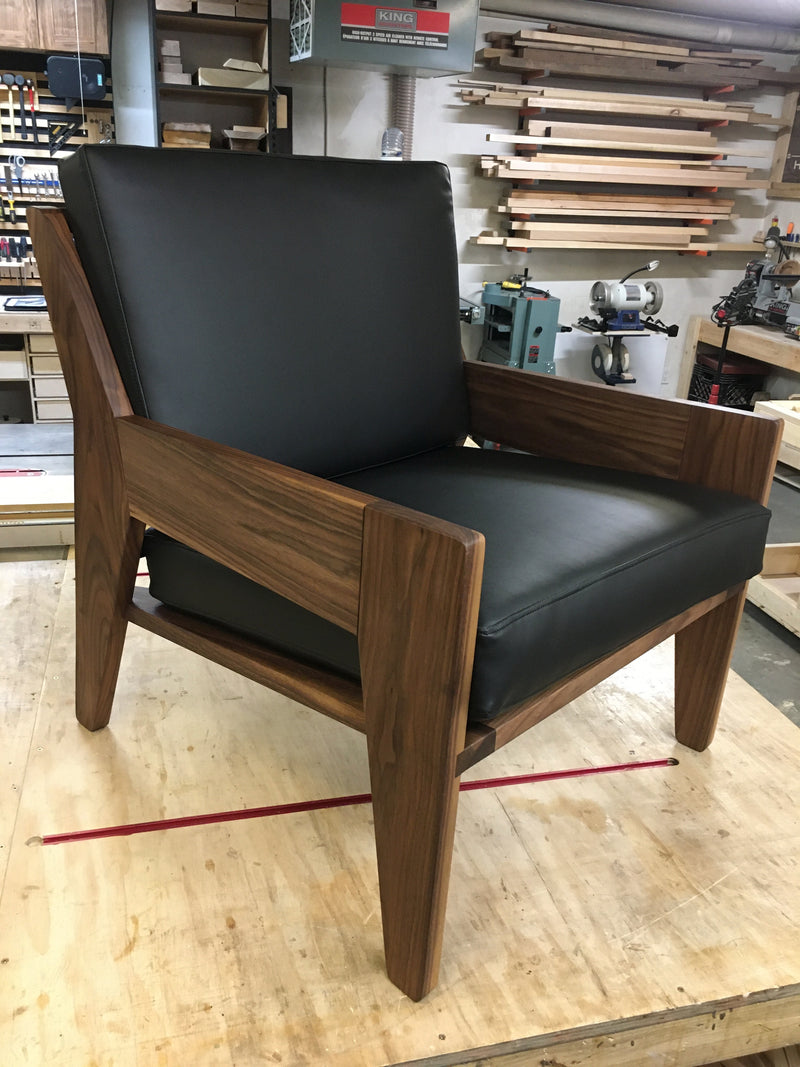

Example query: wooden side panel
[29,207,143,731]
[360,501,484,1000]
[458,587,738,775]
[128,588,366,731]
[464,361,689,479]
[116,416,369,635]
[465,361,782,504]
[679,404,782,504]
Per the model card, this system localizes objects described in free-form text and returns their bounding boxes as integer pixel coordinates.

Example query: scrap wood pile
[460,23,793,253]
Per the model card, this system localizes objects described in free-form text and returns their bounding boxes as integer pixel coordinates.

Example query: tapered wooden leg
[359,502,484,1001]
[74,518,144,731]
[674,584,748,752]
[72,414,144,731]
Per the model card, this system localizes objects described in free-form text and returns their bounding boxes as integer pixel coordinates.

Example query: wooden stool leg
[74,507,144,732]
[360,503,483,1001]
[674,585,748,752]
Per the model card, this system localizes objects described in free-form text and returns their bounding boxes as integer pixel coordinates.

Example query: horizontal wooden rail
[117,416,372,634]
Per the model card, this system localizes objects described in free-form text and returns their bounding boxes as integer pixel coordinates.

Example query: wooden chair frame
[30,206,782,1001]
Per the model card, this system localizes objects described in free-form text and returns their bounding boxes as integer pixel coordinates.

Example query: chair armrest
[465,362,782,505]
[116,415,373,634]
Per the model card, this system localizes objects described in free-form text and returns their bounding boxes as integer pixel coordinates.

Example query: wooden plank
[487,163,768,189]
[458,587,738,774]
[3,557,800,1064]
[29,207,145,733]
[509,222,707,242]
[490,52,760,90]
[0,474,73,514]
[489,132,763,159]
[499,204,734,220]
[543,20,746,54]
[471,236,760,253]
[678,312,703,399]
[697,319,800,376]
[748,543,800,638]
[128,588,366,731]
[467,88,768,124]
[116,416,370,635]
[472,93,752,122]
[360,501,483,1000]
[524,120,718,145]
[507,189,735,208]
[490,152,751,172]
[754,400,800,470]
[515,27,690,58]
[500,195,735,218]
[465,361,780,503]
[517,84,739,108]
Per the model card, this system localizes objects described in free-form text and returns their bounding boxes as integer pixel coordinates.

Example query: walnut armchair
[30,145,781,1001]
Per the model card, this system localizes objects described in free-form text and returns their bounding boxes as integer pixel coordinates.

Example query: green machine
[478,272,563,375]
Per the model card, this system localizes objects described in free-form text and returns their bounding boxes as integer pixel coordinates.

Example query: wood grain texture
[360,500,484,1000]
[29,207,144,731]
[37,0,108,54]
[696,318,800,376]
[674,587,748,751]
[116,416,370,635]
[465,362,781,503]
[0,0,39,47]
[458,587,739,775]
[4,560,800,1064]
[465,361,688,479]
[128,588,366,731]
[679,404,782,504]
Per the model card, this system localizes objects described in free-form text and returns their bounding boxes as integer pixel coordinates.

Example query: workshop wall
[274,12,800,399]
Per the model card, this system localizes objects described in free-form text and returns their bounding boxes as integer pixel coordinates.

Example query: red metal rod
[40,758,678,846]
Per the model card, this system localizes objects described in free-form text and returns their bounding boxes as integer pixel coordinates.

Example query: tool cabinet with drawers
[26,332,72,422]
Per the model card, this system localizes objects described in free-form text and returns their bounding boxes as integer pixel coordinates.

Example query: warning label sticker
[341,3,450,50]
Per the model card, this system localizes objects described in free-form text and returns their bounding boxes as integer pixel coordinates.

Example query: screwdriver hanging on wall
[15,75,27,139]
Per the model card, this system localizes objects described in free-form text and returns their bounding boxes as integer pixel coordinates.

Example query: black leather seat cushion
[144,446,770,721]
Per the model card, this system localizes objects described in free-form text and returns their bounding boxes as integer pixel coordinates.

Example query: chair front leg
[74,506,144,732]
[359,502,484,1001]
[674,584,748,751]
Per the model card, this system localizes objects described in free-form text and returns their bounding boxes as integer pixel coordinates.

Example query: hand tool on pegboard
[26,79,38,144]
[3,165,16,223]
[48,116,84,156]
[2,74,14,137]
[14,75,27,140]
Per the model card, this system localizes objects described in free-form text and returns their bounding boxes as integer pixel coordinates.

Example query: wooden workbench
[678,316,800,399]
[2,558,799,1066]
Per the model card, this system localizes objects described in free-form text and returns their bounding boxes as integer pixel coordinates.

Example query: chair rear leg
[360,503,483,1001]
[74,513,144,731]
[674,585,748,751]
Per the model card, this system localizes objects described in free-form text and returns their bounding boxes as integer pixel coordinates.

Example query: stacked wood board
[479,25,800,90]
[0,472,74,547]
[461,25,787,254]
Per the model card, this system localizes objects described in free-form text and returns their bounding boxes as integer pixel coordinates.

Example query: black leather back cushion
[58,146,469,476]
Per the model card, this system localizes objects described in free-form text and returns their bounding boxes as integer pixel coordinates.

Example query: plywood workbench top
[1,558,799,1066]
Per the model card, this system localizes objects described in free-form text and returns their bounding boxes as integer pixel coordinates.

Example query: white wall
[274,11,800,399]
